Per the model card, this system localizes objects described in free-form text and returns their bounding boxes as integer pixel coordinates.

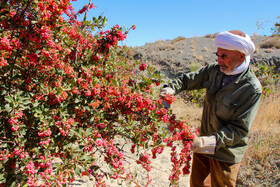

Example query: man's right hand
[159,87,175,97]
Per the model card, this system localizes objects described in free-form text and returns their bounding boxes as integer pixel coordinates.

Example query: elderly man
[160,30,262,186]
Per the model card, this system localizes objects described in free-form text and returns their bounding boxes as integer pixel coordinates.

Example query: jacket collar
[234,66,250,84]
[215,63,250,84]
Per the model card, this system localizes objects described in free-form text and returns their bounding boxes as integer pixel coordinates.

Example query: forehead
[217,48,239,55]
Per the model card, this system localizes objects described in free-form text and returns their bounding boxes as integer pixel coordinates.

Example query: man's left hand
[191,135,216,155]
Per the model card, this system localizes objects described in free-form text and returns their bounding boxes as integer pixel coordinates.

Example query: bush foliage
[0,0,195,186]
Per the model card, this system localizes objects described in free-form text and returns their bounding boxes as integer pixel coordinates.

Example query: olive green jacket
[167,62,262,163]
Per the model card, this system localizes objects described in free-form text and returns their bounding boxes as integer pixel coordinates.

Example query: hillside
[130,35,280,78]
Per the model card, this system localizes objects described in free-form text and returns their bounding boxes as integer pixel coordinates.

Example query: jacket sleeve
[215,91,262,149]
[166,64,213,94]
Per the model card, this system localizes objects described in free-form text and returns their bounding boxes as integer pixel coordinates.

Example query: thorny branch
[73,0,92,64]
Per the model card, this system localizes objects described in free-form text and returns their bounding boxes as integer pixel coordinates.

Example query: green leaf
[69,171,75,181]
[32,101,40,107]
[90,165,99,171]
[144,142,149,149]
[78,154,94,162]
[134,170,138,178]
[31,20,38,24]
[0,172,6,182]
[74,98,81,103]
[21,98,32,105]
[84,128,92,136]
[4,96,13,103]
[82,20,91,26]
[10,181,17,187]
[4,103,13,113]
[70,129,82,139]
[75,167,81,175]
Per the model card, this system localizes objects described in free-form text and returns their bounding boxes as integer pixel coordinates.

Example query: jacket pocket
[223,96,238,108]
[222,96,239,114]
[216,96,238,120]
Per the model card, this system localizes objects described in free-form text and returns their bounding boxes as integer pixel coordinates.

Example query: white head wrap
[215,31,255,75]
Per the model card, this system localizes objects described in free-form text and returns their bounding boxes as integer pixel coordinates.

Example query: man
[160,30,262,186]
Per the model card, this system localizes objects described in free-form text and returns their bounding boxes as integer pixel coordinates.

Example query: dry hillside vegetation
[237,92,280,186]
[259,35,280,49]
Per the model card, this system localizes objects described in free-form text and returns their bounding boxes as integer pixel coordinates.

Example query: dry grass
[252,93,280,131]
[264,48,274,53]
[254,46,260,54]
[237,93,280,186]
[170,91,280,186]
[155,39,164,44]
[170,97,202,128]
[204,33,218,38]
[196,55,204,62]
[158,44,175,51]
[202,46,209,52]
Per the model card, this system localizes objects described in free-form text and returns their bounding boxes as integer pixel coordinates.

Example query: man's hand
[191,135,216,155]
[159,87,175,97]
[159,87,175,109]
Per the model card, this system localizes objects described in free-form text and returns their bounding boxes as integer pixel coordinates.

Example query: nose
[217,57,224,65]
[216,52,224,65]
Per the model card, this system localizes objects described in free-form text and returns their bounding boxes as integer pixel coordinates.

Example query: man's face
[216,48,245,74]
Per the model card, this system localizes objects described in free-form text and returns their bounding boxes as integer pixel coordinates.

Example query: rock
[133,52,143,60]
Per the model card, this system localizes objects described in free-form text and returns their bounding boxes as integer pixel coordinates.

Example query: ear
[240,53,245,61]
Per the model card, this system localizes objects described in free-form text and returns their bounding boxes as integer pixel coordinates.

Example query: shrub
[254,62,280,95]
[171,36,186,44]
[0,0,195,186]
[204,33,218,38]
[259,35,280,49]
[183,64,205,106]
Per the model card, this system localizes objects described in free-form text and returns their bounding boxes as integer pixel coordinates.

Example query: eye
[216,53,227,58]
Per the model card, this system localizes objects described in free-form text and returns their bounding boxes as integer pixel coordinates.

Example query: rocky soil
[130,35,280,78]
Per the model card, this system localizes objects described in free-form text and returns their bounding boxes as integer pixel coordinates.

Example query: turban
[215,31,255,75]
[215,31,255,56]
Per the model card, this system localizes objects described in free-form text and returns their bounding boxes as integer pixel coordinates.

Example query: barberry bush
[0,0,195,186]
